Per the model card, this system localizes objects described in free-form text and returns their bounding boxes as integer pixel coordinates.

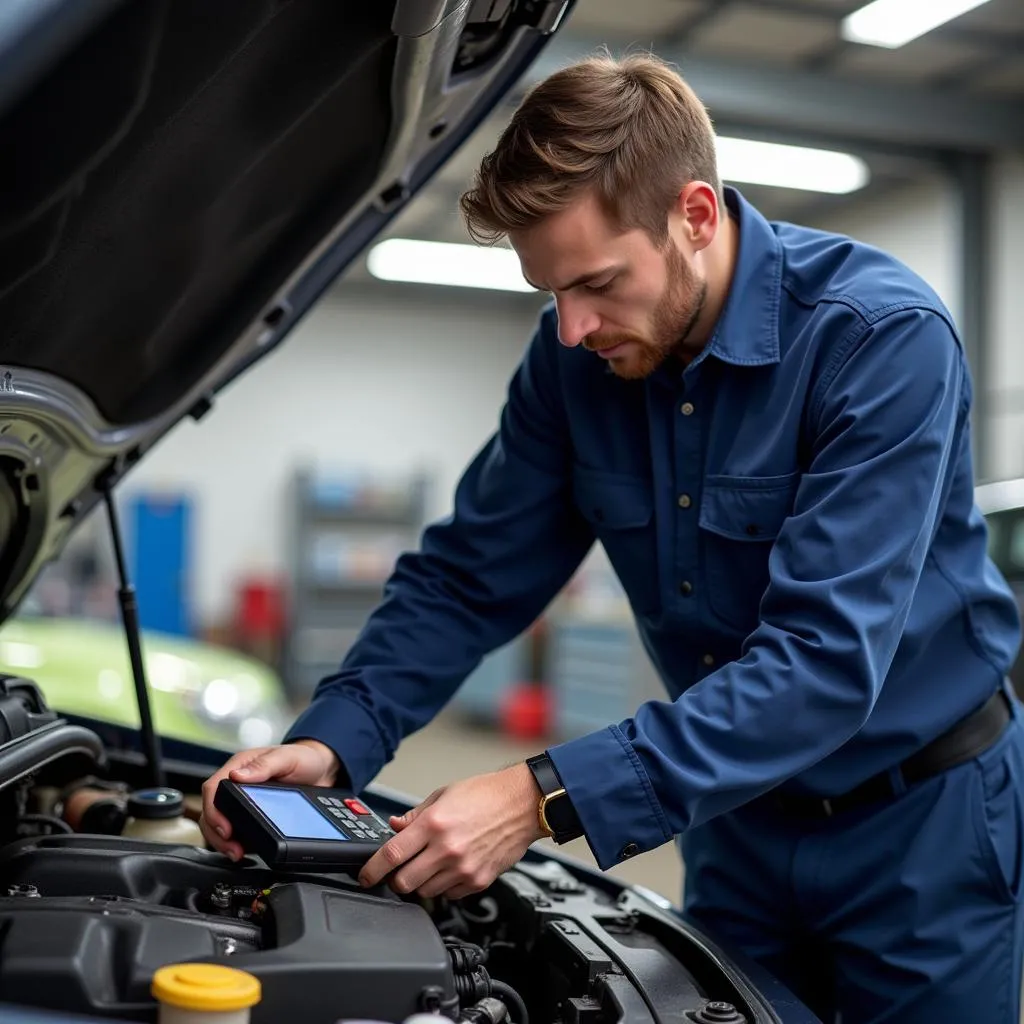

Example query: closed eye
[586,279,614,295]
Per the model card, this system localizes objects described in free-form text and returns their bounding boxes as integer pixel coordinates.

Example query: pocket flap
[573,466,654,529]
[699,473,799,542]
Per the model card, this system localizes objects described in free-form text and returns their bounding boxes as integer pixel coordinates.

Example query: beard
[584,244,706,380]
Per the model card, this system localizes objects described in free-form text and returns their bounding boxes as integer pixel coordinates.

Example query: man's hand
[199,739,339,860]
[358,763,545,899]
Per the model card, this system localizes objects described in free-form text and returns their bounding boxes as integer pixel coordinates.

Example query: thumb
[229,747,302,784]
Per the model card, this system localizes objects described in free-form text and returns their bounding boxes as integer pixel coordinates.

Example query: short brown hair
[460,51,720,247]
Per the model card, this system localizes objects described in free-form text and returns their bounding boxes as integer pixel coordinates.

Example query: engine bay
[0,674,781,1024]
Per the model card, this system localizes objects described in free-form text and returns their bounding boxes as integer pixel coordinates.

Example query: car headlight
[196,674,290,748]
[147,651,290,749]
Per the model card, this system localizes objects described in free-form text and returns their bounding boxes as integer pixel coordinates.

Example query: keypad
[312,791,394,842]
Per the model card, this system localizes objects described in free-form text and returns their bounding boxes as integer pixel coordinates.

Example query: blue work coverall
[288,186,1024,1023]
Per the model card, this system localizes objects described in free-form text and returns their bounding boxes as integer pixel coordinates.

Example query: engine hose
[446,939,487,973]
[459,997,508,1024]
[0,723,104,793]
[452,966,491,1004]
[489,980,529,1024]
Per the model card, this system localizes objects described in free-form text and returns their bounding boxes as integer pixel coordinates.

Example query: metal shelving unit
[284,466,428,703]
[546,615,664,739]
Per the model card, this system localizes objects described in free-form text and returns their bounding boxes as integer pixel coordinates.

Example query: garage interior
[3,0,1024,913]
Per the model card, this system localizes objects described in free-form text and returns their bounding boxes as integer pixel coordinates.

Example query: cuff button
[621,842,639,859]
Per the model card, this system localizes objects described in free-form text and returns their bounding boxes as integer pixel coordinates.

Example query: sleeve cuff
[547,724,672,871]
[283,694,388,794]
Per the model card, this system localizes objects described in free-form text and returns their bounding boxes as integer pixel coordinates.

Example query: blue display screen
[241,785,347,841]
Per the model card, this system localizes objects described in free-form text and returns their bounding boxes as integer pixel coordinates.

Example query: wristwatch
[525,753,584,844]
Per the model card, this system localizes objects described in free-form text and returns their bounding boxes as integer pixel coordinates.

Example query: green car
[0,609,293,755]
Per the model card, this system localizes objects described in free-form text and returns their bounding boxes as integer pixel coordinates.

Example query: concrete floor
[373,707,684,904]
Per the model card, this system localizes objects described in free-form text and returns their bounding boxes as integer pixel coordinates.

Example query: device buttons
[344,799,370,815]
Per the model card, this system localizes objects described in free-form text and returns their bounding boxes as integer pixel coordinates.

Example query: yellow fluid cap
[152,963,261,1012]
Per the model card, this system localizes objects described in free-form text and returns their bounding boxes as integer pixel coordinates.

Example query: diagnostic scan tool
[214,779,394,872]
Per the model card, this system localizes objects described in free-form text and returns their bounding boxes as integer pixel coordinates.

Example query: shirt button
[621,842,639,859]
[703,654,715,666]
[677,493,692,509]
[679,580,693,596]
[680,402,694,416]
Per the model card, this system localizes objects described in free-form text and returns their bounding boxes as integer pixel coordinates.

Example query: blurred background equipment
[283,466,429,703]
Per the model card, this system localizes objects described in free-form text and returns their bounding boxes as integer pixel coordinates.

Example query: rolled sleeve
[552,307,970,857]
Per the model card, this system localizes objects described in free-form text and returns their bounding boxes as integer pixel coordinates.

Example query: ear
[669,181,719,253]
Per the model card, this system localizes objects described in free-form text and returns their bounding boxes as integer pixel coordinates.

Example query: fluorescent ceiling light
[366,238,536,293]
[716,137,870,194]
[841,0,993,49]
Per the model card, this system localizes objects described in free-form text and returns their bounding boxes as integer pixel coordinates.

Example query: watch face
[545,792,575,834]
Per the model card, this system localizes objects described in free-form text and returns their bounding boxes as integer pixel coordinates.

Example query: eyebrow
[523,265,621,293]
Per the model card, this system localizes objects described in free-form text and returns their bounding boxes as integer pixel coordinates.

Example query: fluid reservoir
[152,963,261,1024]
[122,788,205,845]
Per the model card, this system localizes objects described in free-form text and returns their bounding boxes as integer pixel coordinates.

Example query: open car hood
[0,0,571,622]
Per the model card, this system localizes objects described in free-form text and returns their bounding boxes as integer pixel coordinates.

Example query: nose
[555,295,600,348]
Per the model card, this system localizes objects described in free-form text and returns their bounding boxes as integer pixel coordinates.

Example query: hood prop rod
[101,485,165,789]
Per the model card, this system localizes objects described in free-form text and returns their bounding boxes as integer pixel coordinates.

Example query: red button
[344,798,370,815]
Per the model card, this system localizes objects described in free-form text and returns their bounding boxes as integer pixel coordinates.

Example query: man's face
[510,190,707,379]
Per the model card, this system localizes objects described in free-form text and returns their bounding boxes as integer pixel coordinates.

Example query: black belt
[772,688,1013,820]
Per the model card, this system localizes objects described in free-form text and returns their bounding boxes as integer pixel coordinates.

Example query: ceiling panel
[969,59,1024,96]
[688,4,839,62]
[832,34,988,81]
[562,0,702,40]
[953,0,1024,33]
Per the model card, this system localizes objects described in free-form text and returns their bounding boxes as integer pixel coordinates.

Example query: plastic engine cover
[0,835,456,1024]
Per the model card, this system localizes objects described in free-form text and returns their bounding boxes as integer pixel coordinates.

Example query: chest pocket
[699,472,799,632]
[572,466,660,615]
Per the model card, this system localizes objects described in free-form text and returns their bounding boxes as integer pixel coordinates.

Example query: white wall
[125,286,546,624]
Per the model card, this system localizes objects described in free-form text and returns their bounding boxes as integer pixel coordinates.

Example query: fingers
[389,787,445,832]
[361,801,493,899]
[441,879,489,901]
[358,820,429,889]
[200,745,315,859]
[390,846,493,900]
[200,748,268,854]
[415,869,464,900]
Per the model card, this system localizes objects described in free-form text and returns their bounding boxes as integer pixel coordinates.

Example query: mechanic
[201,53,1024,1024]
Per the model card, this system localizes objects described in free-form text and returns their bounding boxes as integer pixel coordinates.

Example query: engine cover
[0,835,456,1024]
